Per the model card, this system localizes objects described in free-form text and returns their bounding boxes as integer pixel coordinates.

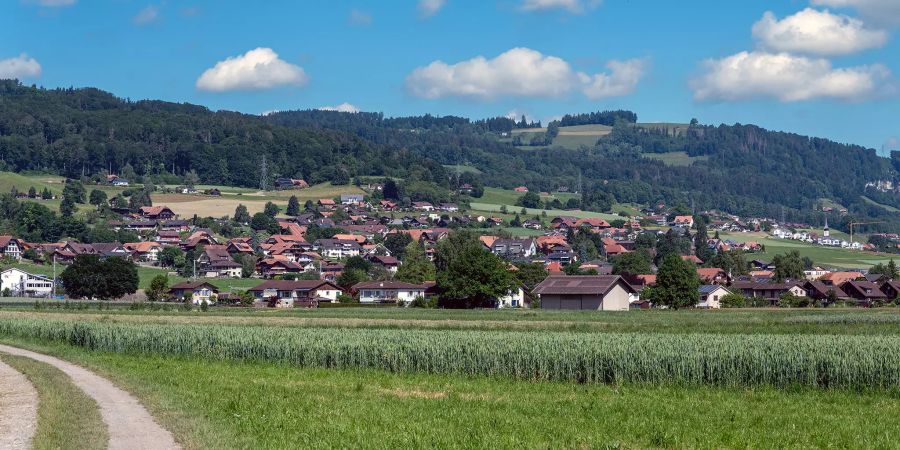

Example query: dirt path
[0,358,38,450]
[0,344,180,450]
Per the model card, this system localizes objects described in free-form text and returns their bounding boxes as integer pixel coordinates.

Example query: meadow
[1,308,899,448]
[720,231,896,268]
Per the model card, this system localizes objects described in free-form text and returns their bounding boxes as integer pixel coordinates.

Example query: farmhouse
[168,281,218,305]
[124,242,162,263]
[533,275,636,311]
[139,206,177,220]
[0,236,26,260]
[353,281,427,304]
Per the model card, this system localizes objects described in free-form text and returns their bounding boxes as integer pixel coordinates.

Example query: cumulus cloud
[319,102,360,113]
[348,9,372,26]
[579,59,648,99]
[811,0,900,26]
[752,8,887,56]
[406,47,645,100]
[0,54,42,79]
[133,5,160,25]
[418,0,446,18]
[196,48,309,92]
[520,0,600,14]
[691,51,890,102]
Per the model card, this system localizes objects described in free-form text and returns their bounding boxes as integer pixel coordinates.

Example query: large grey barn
[533,275,636,311]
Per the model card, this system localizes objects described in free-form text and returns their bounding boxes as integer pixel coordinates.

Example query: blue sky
[3,0,899,152]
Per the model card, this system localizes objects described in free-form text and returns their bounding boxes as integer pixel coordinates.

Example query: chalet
[379,200,397,210]
[879,280,900,300]
[226,241,255,257]
[729,281,806,305]
[368,254,400,274]
[155,231,182,245]
[317,199,336,208]
[123,242,162,263]
[514,186,529,193]
[197,245,242,278]
[0,268,53,297]
[109,176,129,186]
[522,219,542,230]
[0,236,25,260]
[803,280,848,303]
[353,281,426,304]
[412,202,434,212]
[697,285,730,309]
[168,281,218,305]
[439,203,459,212]
[256,258,304,279]
[533,275,636,311]
[604,242,629,257]
[249,280,343,307]
[320,262,344,282]
[819,271,865,286]
[840,281,888,305]
[575,218,611,231]
[91,242,132,260]
[340,194,365,205]
[158,220,191,232]
[491,239,537,258]
[139,206,177,221]
[344,224,388,240]
[123,220,158,232]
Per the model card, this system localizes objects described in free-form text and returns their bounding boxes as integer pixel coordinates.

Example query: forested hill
[2,80,900,230]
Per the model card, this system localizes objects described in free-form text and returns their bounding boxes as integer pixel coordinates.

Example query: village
[2,178,899,311]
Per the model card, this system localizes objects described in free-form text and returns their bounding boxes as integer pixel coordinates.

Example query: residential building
[314,239,361,259]
[168,281,219,305]
[249,280,343,307]
[490,239,537,258]
[533,275,636,311]
[353,281,427,304]
[729,281,806,305]
[0,236,25,260]
[697,285,730,309]
[0,268,53,297]
[139,206,177,221]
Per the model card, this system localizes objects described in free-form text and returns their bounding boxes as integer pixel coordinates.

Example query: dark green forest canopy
[2,80,899,231]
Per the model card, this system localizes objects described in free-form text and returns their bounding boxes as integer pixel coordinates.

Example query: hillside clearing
[643,151,710,167]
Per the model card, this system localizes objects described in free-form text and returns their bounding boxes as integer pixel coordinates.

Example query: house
[697,268,728,284]
[123,242,163,263]
[320,262,344,282]
[840,281,888,305]
[439,203,459,212]
[496,285,528,308]
[353,281,427,304]
[256,258,304,278]
[317,198,336,207]
[314,239,362,260]
[491,239,537,258]
[368,255,400,274]
[168,281,219,305]
[340,194,365,205]
[0,268,53,297]
[92,242,132,260]
[729,281,806,305]
[412,202,434,212]
[697,285,730,309]
[533,275,637,311]
[672,215,694,228]
[819,271,865,286]
[879,280,900,300]
[249,280,343,307]
[139,206,177,221]
[155,231,182,245]
[803,280,848,303]
[379,200,397,210]
[514,186,529,193]
[0,236,25,260]
[109,176,129,186]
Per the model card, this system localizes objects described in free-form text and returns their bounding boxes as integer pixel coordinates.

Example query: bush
[720,293,747,308]
[410,296,437,308]
[337,293,358,304]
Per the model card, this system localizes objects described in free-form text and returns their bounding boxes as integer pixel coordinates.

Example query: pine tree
[286,195,300,216]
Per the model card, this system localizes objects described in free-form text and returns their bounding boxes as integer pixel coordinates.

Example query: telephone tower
[259,155,268,191]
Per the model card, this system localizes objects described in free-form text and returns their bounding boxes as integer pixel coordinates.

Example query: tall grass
[1,318,899,389]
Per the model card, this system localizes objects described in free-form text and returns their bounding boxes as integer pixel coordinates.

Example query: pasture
[720,231,896,268]
[154,182,364,217]
[1,308,899,448]
[642,151,710,167]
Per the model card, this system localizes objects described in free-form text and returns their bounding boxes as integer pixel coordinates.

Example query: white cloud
[0,54,42,79]
[520,0,600,14]
[406,47,645,100]
[811,0,900,26]
[319,102,360,113]
[196,48,309,92]
[579,59,648,99]
[506,109,537,124]
[24,0,76,6]
[348,9,372,26]
[752,8,887,56]
[418,0,446,18]
[691,51,890,102]
[133,5,160,25]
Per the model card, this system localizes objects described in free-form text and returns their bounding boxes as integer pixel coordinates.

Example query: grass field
[862,195,900,213]
[1,308,900,448]
[721,231,896,268]
[643,151,710,167]
[154,182,365,217]
[511,125,612,150]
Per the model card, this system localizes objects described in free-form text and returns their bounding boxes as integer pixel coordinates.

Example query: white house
[496,286,527,308]
[249,280,343,307]
[0,268,53,297]
[0,236,24,261]
[697,285,730,309]
[353,281,426,304]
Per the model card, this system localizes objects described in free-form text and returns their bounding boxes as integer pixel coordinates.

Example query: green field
[635,122,691,136]
[643,151,710,167]
[721,231,896,268]
[862,195,900,213]
[511,124,612,150]
[1,308,899,448]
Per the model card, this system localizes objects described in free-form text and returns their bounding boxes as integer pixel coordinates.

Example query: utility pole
[259,155,268,191]
[52,254,57,298]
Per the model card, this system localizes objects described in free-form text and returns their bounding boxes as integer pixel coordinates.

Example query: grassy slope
[0,353,107,450]
[2,337,898,449]
[721,231,896,268]
[643,151,710,167]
